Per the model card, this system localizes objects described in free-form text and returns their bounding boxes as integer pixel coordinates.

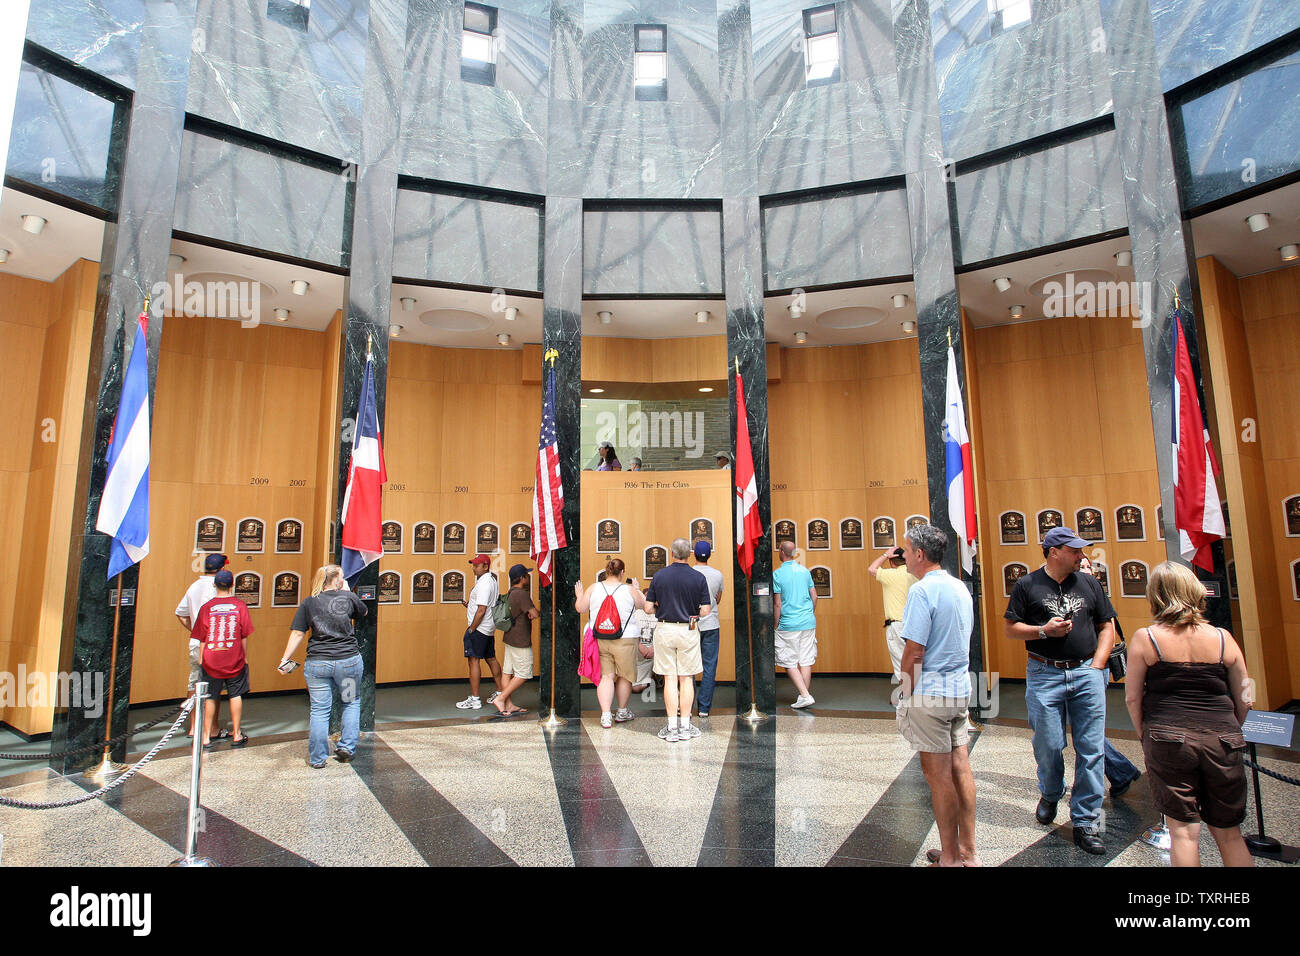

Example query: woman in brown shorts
[1124,561,1254,867]
[575,559,646,729]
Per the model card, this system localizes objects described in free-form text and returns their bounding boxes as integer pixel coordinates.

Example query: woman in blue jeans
[279,564,368,768]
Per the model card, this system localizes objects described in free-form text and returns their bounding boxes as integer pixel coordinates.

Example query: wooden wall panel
[769,342,929,674]
[579,468,735,683]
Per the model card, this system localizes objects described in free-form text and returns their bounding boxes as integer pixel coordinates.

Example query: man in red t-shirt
[191,570,253,748]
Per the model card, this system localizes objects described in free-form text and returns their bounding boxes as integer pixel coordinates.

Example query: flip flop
[925,848,941,864]
[506,707,527,715]
[215,729,231,741]
[230,735,250,747]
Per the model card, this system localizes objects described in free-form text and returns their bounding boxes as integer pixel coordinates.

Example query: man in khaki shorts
[895,523,979,867]
[644,538,711,743]
[495,564,538,716]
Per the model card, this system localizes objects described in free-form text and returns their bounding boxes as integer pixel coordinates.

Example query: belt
[884,618,899,627]
[659,620,690,625]
[1027,652,1092,670]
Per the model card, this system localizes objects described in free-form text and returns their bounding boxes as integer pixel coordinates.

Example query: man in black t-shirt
[1004,527,1117,855]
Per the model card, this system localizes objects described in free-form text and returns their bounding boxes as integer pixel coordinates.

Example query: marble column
[332,0,409,732]
[719,0,775,714]
[1099,0,1230,627]
[891,0,987,692]
[538,0,584,719]
[51,0,197,774]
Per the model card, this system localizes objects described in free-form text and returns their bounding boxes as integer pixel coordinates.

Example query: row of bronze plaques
[1002,559,1241,602]
[385,521,530,555]
[596,518,716,553]
[998,506,1163,545]
[772,516,929,551]
[195,517,303,553]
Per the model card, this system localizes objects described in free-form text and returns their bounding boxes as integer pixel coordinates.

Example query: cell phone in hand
[278,660,299,674]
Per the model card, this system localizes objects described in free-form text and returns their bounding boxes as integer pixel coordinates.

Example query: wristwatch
[1037,626,1047,640]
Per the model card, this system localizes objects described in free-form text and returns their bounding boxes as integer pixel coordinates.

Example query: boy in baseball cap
[457,554,503,709]
[175,553,231,738]
[495,564,539,716]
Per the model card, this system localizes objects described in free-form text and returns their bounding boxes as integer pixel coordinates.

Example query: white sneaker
[657,725,680,742]
[615,709,635,722]
[679,723,701,739]
[791,695,815,709]
[600,712,613,728]
[455,695,482,710]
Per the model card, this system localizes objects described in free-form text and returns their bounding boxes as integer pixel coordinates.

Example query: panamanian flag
[96,306,151,580]
[944,344,976,574]
[340,354,387,580]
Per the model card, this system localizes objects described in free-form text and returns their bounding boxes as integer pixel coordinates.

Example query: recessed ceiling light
[274,308,290,322]
[505,306,518,321]
[589,388,605,394]
[597,310,613,325]
[1010,304,1025,318]
[168,253,186,271]
[21,215,46,234]
[0,249,8,263]
[400,296,416,312]
[993,276,1012,293]
[1114,250,1132,267]
[788,303,804,319]
[902,320,915,334]
[698,386,714,392]
[1282,244,1300,262]
[793,330,808,344]
[695,310,710,324]
[497,332,510,346]
[1246,213,1271,232]
[389,324,403,337]
[291,279,310,295]
[891,293,908,308]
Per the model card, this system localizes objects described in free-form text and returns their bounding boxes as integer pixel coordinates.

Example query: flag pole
[734,356,766,722]
[541,347,566,729]
[84,578,128,783]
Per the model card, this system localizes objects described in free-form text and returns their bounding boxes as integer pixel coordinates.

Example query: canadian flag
[1172,311,1224,572]
[734,365,763,578]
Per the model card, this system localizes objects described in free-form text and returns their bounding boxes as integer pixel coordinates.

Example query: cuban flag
[1172,309,1224,572]
[96,307,151,580]
[340,355,387,580]
[944,344,976,574]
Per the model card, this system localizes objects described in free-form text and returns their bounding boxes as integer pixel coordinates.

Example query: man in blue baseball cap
[1004,526,1118,855]
[691,539,724,717]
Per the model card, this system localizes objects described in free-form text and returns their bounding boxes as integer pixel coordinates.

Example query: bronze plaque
[195,517,225,552]
[276,518,303,553]
[382,521,403,553]
[872,516,896,550]
[1294,561,1300,601]
[234,571,261,608]
[1036,509,1063,542]
[1093,563,1110,596]
[811,566,832,598]
[443,522,466,554]
[477,523,499,554]
[414,522,436,553]
[807,519,830,550]
[273,571,300,607]
[510,522,531,554]
[999,511,1026,545]
[378,570,401,604]
[1121,561,1148,597]
[442,570,465,603]
[906,515,928,532]
[1003,563,1029,597]
[1116,505,1144,541]
[644,545,667,579]
[1157,504,1165,540]
[774,520,796,550]
[1228,561,1238,601]
[690,518,713,548]
[1285,496,1300,537]
[412,571,436,604]
[839,518,864,550]
[597,519,621,554]
[1076,508,1104,542]
[236,518,264,553]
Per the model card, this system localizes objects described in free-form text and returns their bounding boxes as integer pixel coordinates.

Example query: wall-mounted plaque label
[443,522,466,554]
[839,517,864,550]
[442,570,465,603]
[414,522,436,553]
[872,516,896,550]
[1003,563,1029,597]
[597,519,621,554]
[356,585,376,601]
[510,523,531,554]
[476,522,499,554]
[644,545,667,579]
[807,519,830,550]
[1076,508,1104,542]
[1116,505,1144,541]
[774,520,796,549]
[1121,561,1148,597]
[109,588,137,607]
[382,521,403,553]
[273,571,300,607]
[234,571,261,608]
[811,566,832,598]
[690,517,713,548]
[412,571,436,604]
[1036,509,1063,542]
[195,517,225,552]
[378,571,401,604]
[999,511,1026,545]
[275,518,303,553]
[236,518,264,553]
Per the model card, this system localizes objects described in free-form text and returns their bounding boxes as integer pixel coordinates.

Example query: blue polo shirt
[772,560,816,630]
[900,569,973,698]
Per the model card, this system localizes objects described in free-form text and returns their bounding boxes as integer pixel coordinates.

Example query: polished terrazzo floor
[2,696,1297,867]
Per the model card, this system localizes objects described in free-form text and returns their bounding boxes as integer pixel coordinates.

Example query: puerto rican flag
[340,355,387,580]
[96,306,151,580]
[944,344,976,574]
[531,363,566,586]
[734,365,763,578]
[1172,309,1224,572]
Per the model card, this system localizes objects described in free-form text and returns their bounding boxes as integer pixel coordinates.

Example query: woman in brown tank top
[1124,561,1254,867]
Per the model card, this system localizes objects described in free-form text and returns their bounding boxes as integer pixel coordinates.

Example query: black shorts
[200,665,249,699]
[464,627,496,660]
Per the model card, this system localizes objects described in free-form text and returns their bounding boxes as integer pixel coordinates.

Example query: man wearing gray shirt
[692,540,725,718]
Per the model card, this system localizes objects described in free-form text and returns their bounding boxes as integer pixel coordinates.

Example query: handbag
[1107,640,1128,680]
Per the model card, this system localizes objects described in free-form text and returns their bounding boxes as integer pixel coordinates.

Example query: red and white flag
[944,345,977,574]
[531,362,566,585]
[1172,311,1224,572]
[734,365,763,578]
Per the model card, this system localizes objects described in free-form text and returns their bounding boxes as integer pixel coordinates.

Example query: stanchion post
[1244,741,1282,854]
[169,684,216,867]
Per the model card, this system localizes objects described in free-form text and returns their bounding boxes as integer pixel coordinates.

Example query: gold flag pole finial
[735,356,739,375]
[366,332,373,361]
[544,348,558,367]
[947,328,952,349]
[1173,291,1182,311]
[143,294,151,315]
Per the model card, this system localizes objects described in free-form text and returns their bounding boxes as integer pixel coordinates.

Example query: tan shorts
[775,628,817,668]
[188,641,202,691]
[897,695,971,754]
[502,644,534,680]
[653,622,702,677]
[597,637,639,683]
[634,650,655,686]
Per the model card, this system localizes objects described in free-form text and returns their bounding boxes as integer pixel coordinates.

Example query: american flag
[531,361,566,585]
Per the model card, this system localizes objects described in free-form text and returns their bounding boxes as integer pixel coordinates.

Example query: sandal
[231,734,250,747]
[214,728,231,741]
